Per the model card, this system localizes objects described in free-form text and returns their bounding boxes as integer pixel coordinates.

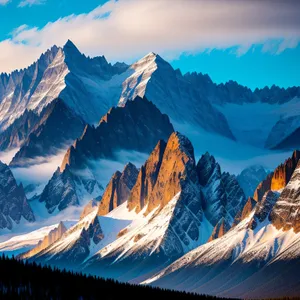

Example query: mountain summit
[0,40,128,132]
[118,53,235,139]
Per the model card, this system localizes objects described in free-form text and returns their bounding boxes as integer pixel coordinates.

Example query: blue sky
[0,1,105,39]
[172,45,300,90]
[0,0,299,90]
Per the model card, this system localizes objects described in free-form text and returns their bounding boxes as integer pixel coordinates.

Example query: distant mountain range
[0,41,299,168]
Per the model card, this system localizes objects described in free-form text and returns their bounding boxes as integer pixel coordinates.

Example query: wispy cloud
[0,0,10,6]
[18,0,45,8]
[0,148,19,164]
[11,149,66,190]
[0,0,300,72]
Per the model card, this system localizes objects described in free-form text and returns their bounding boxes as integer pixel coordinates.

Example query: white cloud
[0,148,19,164]
[0,0,300,72]
[18,0,45,7]
[0,0,10,5]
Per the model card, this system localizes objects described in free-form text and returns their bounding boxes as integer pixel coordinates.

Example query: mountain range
[0,40,300,299]
[1,40,300,168]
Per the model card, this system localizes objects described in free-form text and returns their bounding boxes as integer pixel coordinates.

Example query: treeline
[0,255,232,300]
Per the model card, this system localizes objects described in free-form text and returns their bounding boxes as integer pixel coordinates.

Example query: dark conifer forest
[0,255,233,300]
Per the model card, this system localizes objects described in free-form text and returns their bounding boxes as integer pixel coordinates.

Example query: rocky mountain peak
[196,152,218,186]
[208,218,229,242]
[127,139,167,213]
[20,222,68,259]
[63,39,79,52]
[253,150,300,202]
[271,150,300,190]
[145,131,197,214]
[98,163,139,216]
[270,160,300,232]
[232,196,257,227]
[61,96,174,171]
[196,152,246,230]
[0,161,35,230]
[127,132,197,215]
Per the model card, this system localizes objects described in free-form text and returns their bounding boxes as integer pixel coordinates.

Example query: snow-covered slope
[0,40,129,132]
[0,224,59,256]
[145,153,300,299]
[80,133,245,282]
[21,132,247,284]
[144,210,300,299]
[118,53,235,140]
[27,202,137,267]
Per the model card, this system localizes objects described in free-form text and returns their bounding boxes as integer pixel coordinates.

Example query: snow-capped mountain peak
[0,40,129,131]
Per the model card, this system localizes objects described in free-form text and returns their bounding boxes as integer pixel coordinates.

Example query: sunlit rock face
[270,161,300,232]
[0,161,35,230]
[208,218,229,242]
[146,132,198,214]
[20,222,67,259]
[253,173,274,202]
[253,150,300,202]
[127,132,199,216]
[232,197,257,227]
[127,140,166,213]
[270,150,300,190]
[98,163,139,215]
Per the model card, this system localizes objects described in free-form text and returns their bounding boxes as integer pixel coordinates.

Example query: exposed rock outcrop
[270,161,300,232]
[253,150,300,201]
[127,140,166,212]
[232,197,257,227]
[0,109,39,152]
[10,99,86,167]
[39,97,173,213]
[29,210,104,266]
[253,172,273,202]
[61,96,174,171]
[0,161,35,230]
[271,150,300,190]
[98,163,138,215]
[39,165,102,213]
[250,190,279,229]
[146,132,198,214]
[208,218,230,242]
[20,222,67,259]
[196,153,247,229]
